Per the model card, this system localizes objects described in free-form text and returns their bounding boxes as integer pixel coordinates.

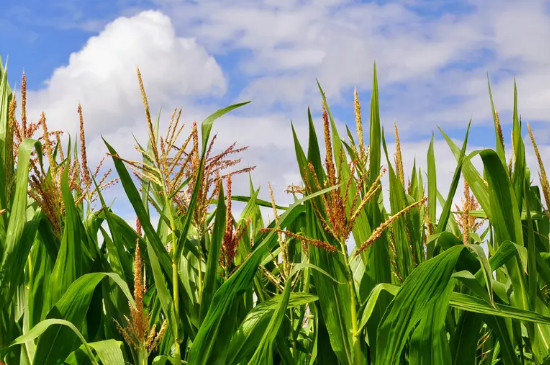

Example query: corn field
[1,57,550,365]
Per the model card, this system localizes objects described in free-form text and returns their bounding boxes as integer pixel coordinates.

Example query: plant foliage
[1,57,550,364]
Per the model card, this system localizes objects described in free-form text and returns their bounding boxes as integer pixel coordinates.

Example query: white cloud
[28,10,225,160]
[151,0,550,133]
[20,2,550,224]
[21,10,229,216]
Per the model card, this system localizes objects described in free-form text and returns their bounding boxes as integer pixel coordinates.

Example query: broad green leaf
[436,123,470,234]
[65,340,125,365]
[248,283,292,365]
[0,57,13,237]
[146,242,181,344]
[439,129,490,214]
[450,312,483,365]
[188,185,337,365]
[304,205,354,364]
[358,283,399,335]
[409,285,453,365]
[0,139,41,298]
[452,270,492,305]
[50,166,85,304]
[376,245,465,364]
[227,293,318,364]
[200,181,225,322]
[449,292,550,324]
[479,149,523,245]
[3,319,97,365]
[104,139,173,281]
[33,273,133,364]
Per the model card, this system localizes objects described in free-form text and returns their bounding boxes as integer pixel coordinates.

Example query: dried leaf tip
[21,73,27,133]
[394,123,404,186]
[354,88,365,158]
[528,123,550,216]
[220,174,236,268]
[494,111,504,150]
[78,104,91,190]
[136,217,142,236]
[220,174,251,270]
[136,68,159,165]
[322,103,336,186]
[40,112,55,170]
[268,182,279,223]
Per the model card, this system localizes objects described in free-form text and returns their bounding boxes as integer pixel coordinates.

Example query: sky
[1,0,550,220]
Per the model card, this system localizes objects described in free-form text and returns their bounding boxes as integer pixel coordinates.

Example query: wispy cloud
[152,0,550,132]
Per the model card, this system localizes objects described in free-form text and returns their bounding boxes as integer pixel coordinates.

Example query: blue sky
[2,0,550,215]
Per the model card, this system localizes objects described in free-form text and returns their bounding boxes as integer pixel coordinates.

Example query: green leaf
[33,273,133,364]
[0,57,13,236]
[304,205,353,364]
[358,283,399,334]
[248,283,292,365]
[227,293,318,364]
[3,319,97,365]
[0,139,41,298]
[188,185,337,365]
[408,286,453,365]
[439,129,490,214]
[368,64,381,185]
[486,75,506,167]
[50,166,85,304]
[427,134,437,229]
[449,292,550,324]
[200,181,226,322]
[104,139,173,282]
[450,312,483,365]
[479,149,523,245]
[375,245,465,364]
[436,123,470,234]
[65,340,125,365]
[200,102,250,150]
[510,83,526,211]
[147,242,181,344]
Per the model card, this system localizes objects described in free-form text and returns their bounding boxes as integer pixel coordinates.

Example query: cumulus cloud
[20,10,229,218]
[28,10,225,158]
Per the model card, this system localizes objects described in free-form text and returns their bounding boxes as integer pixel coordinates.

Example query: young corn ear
[115,243,167,361]
[454,180,481,244]
[220,174,250,270]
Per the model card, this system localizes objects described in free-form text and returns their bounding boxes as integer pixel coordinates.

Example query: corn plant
[2,55,550,364]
